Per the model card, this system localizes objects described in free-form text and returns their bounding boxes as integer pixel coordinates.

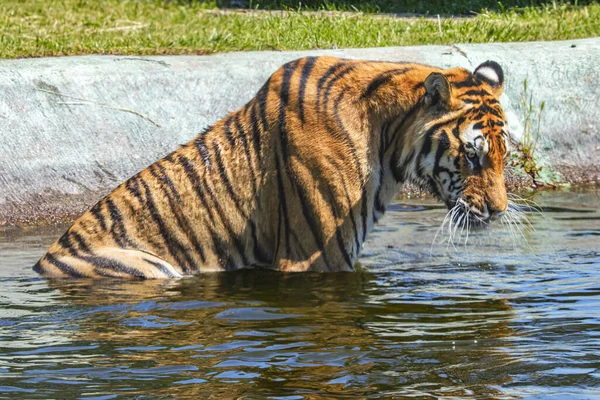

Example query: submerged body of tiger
[35,56,511,278]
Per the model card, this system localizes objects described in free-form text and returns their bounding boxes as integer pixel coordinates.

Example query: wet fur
[35,56,509,278]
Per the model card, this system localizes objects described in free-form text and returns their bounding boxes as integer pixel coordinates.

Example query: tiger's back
[35,56,511,278]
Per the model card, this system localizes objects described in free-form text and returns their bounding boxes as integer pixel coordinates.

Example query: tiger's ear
[474,60,504,97]
[424,72,452,109]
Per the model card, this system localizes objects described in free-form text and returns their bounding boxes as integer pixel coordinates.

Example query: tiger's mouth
[447,198,496,229]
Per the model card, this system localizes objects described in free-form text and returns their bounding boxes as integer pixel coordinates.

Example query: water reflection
[0,187,599,398]
[0,270,518,398]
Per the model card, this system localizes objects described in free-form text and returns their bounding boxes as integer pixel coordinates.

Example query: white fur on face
[463,124,483,145]
[462,124,488,165]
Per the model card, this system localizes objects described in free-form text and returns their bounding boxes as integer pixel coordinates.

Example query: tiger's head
[405,61,510,227]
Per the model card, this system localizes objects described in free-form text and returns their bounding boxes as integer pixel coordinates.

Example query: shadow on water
[0,187,599,398]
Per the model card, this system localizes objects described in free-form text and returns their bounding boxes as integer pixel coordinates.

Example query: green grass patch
[219,0,597,14]
[1,0,599,59]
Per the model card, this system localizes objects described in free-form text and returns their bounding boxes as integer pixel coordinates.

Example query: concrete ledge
[1,39,599,225]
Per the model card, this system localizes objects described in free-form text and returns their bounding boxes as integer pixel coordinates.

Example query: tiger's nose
[487,201,507,220]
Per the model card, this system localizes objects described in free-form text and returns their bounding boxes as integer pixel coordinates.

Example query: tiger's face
[411,61,509,226]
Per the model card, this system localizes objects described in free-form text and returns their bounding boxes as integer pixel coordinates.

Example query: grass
[511,79,546,184]
[0,1,599,59]
[219,0,598,14]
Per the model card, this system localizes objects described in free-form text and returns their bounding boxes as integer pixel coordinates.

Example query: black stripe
[484,105,502,118]
[315,62,346,114]
[249,101,263,164]
[177,155,216,225]
[125,176,145,203]
[207,140,262,266]
[278,61,298,161]
[200,170,250,267]
[452,117,465,140]
[223,116,235,147]
[142,258,177,278]
[177,154,231,269]
[344,188,361,253]
[333,90,364,183]
[360,190,368,243]
[233,115,259,195]
[255,81,270,134]
[362,67,410,99]
[187,141,252,268]
[274,154,292,259]
[467,103,502,118]
[293,169,333,271]
[70,231,91,253]
[412,82,425,92]
[58,232,78,257]
[298,56,317,123]
[123,177,164,253]
[388,101,423,183]
[420,119,461,160]
[333,161,361,254]
[148,164,206,266]
[459,89,490,97]
[373,123,390,221]
[250,220,271,265]
[472,121,485,130]
[427,176,442,200]
[44,253,88,278]
[453,75,478,89]
[325,186,354,270]
[151,164,181,202]
[32,260,42,275]
[105,199,132,248]
[277,60,302,259]
[393,149,415,183]
[194,134,212,168]
[213,141,247,216]
[433,130,451,176]
[77,254,145,278]
[322,64,356,112]
[449,176,463,192]
[138,179,194,274]
[332,89,369,243]
[279,61,329,267]
[419,126,436,157]
[89,203,107,232]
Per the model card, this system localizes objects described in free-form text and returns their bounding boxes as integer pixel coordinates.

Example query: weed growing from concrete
[511,79,546,185]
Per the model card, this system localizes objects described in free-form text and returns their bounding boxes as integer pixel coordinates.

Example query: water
[0,187,599,399]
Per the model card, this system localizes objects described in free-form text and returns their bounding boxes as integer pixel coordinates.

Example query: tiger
[34,56,510,279]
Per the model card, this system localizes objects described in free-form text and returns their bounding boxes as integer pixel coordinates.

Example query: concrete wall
[1,38,598,224]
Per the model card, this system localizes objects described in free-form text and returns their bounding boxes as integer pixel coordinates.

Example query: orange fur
[35,56,509,278]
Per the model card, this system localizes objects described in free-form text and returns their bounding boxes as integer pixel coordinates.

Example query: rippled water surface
[1,188,599,399]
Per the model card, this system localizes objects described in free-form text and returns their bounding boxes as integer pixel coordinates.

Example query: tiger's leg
[35,247,183,279]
